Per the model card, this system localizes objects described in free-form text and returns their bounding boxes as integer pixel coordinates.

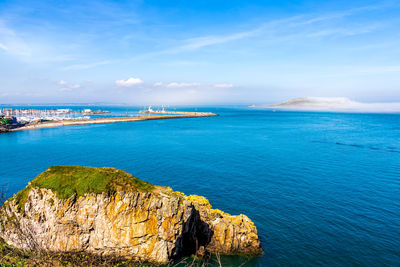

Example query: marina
[0,108,110,123]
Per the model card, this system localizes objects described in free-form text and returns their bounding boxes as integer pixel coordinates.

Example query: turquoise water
[1,107,399,266]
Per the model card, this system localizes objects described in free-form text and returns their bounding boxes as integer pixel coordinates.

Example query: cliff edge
[0,166,261,264]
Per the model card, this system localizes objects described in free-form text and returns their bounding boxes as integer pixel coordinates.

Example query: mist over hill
[251,97,400,113]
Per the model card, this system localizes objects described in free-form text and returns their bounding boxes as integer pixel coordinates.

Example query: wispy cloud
[152,82,234,89]
[173,15,312,52]
[59,87,73,92]
[214,83,234,88]
[166,82,200,88]
[181,31,257,50]
[62,60,112,71]
[57,80,81,92]
[295,5,384,26]
[306,22,382,38]
[164,60,206,66]
[0,21,31,58]
[356,66,400,74]
[0,20,80,63]
[317,65,400,77]
[133,4,392,59]
[0,42,8,51]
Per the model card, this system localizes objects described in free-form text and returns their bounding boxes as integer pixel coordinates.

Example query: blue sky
[0,0,400,104]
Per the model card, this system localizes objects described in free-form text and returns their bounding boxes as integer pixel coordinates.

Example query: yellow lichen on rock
[186,195,212,209]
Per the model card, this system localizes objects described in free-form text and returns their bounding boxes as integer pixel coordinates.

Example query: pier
[8,112,218,132]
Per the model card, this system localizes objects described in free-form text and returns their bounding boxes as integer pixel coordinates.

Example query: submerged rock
[0,166,262,265]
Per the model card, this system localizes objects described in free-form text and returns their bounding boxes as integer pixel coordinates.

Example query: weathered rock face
[0,166,261,265]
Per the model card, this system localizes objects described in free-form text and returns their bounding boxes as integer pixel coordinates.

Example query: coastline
[10,112,218,132]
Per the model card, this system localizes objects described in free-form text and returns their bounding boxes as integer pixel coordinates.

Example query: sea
[1,106,399,266]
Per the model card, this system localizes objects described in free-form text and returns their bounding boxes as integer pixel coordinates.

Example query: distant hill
[251,97,400,113]
[273,97,355,108]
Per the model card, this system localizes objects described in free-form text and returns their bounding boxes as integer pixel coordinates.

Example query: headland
[0,166,261,265]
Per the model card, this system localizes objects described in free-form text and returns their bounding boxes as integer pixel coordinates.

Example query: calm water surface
[1,107,399,266]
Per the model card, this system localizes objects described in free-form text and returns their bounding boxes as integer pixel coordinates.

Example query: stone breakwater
[0,166,261,265]
[10,112,218,132]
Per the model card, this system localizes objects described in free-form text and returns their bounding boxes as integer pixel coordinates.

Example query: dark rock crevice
[171,205,213,261]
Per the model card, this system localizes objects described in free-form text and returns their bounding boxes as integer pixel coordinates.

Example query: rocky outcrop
[0,166,261,265]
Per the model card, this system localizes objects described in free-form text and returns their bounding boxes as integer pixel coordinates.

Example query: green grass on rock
[25,166,154,200]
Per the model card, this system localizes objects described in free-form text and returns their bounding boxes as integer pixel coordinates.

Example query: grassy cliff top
[28,166,155,199]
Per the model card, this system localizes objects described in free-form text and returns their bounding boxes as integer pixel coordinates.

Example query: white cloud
[153,82,163,87]
[166,82,200,88]
[214,83,234,88]
[115,77,144,87]
[58,80,67,85]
